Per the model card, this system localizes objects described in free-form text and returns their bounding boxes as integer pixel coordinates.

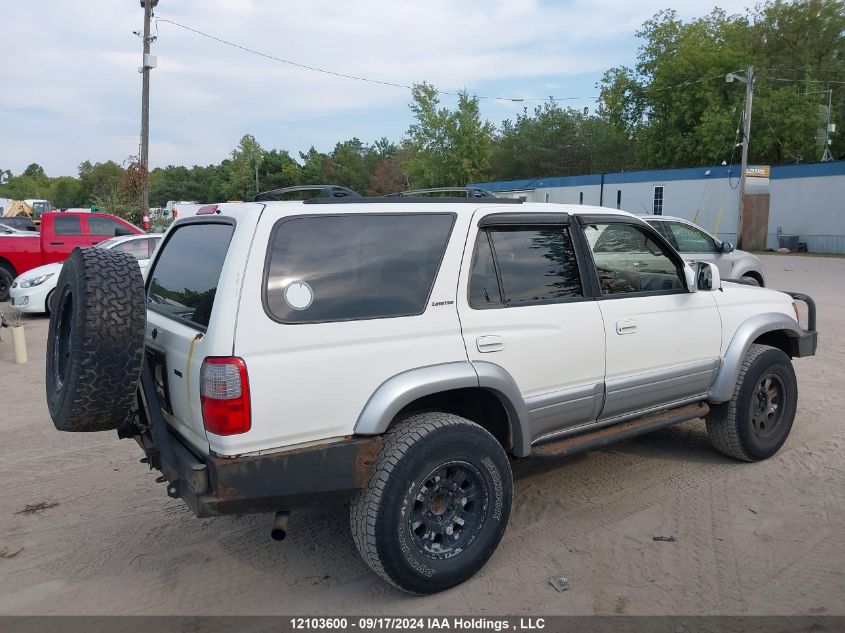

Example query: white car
[642,215,765,286]
[47,199,816,595]
[9,233,161,314]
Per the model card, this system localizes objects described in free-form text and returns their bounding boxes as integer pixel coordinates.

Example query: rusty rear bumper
[134,356,382,518]
[154,430,383,518]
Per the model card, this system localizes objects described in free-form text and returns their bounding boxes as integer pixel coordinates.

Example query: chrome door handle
[616,319,638,335]
[477,335,504,353]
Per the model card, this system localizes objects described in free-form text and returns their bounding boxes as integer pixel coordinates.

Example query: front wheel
[0,267,12,302]
[350,412,512,594]
[706,344,797,461]
[740,274,761,287]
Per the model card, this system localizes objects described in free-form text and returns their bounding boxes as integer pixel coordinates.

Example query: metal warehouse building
[470,160,845,254]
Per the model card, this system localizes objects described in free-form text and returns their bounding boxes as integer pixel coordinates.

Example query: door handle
[616,319,638,335]
[50,241,64,245]
[476,335,504,353]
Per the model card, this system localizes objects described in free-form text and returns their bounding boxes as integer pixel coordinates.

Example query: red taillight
[200,357,251,436]
[172,208,179,220]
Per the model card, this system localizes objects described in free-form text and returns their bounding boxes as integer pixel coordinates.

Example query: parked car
[642,215,765,286]
[9,234,161,314]
[0,211,143,301]
[46,199,816,595]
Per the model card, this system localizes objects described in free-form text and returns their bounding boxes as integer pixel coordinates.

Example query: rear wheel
[46,247,146,432]
[350,412,512,594]
[706,344,797,461]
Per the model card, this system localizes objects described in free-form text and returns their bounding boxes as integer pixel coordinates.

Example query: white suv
[46,198,817,595]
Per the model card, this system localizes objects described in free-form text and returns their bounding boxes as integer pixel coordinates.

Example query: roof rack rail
[384,187,498,198]
[303,196,522,205]
[255,185,361,202]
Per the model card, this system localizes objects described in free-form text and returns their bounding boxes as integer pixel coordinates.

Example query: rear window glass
[265,214,455,323]
[146,222,234,329]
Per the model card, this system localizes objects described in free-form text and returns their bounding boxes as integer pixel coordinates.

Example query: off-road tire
[706,344,797,461]
[46,247,146,432]
[350,412,512,594]
[0,266,12,302]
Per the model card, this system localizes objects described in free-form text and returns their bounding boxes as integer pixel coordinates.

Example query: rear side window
[484,227,582,305]
[146,222,234,329]
[265,214,455,323]
[53,216,81,235]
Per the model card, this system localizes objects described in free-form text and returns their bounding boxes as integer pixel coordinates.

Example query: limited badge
[284,280,314,310]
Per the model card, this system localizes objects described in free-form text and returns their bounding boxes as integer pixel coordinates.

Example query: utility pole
[727,67,754,249]
[140,0,158,220]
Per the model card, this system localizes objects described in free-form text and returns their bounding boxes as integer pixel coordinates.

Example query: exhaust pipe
[271,511,290,541]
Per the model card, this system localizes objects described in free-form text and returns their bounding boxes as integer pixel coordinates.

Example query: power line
[155,17,598,103]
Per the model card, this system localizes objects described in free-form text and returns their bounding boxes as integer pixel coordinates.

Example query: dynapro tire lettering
[481,456,503,522]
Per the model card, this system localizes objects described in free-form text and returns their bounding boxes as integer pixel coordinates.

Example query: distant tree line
[2,0,842,224]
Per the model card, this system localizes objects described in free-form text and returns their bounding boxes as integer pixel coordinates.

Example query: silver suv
[643,215,765,286]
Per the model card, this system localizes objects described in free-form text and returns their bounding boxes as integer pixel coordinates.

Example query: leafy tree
[50,177,85,208]
[598,1,845,167]
[78,160,125,203]
[222,134,265,200]
[404,82,494,188]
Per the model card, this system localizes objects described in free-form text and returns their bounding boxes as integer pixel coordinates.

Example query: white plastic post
[11,325,27,364]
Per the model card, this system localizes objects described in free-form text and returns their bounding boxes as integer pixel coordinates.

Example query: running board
[530,402,710,459]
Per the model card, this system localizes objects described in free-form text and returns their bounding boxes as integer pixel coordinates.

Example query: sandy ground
[0,253,843,616]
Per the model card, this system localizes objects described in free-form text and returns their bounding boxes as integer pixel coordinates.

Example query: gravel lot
[0,253,843,616]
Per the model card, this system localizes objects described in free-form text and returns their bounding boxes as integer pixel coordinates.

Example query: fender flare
[708,313,803,404]
[354,361,532,457]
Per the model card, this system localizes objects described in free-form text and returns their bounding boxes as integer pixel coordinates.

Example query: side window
[469,226,582,307]
[265,214,454,323]
[53,215,81,235]
[666,222,718,253]
[89,216,126,236]
[584,222,683,296]
[468,232,503,307]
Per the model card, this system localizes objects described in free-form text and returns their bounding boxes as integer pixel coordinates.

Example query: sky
[0,0,751,177]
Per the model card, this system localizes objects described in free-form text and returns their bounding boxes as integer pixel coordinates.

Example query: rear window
[265,213,455,323]
[146,222,234,329]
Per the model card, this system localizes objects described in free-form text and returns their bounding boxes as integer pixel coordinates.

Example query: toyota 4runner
[46,197,817,594]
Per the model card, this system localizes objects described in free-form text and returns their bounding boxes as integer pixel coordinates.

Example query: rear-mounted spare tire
[46,247,146,432]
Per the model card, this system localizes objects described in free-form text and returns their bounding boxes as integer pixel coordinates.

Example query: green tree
[78,160,125,204]
[222,134,265,200]
[598,1,845,168]
[404,82,494,188]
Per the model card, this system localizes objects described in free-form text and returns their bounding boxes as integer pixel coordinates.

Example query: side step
[530,402,710,459]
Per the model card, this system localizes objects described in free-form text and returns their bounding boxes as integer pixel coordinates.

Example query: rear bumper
[144,429,382,518]
[133,359,382,518]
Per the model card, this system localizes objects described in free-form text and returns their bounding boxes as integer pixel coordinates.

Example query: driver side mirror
[696,261,721,291]
[720,241,734,254]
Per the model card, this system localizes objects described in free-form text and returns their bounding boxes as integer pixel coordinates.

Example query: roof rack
[303,196,522,205]
[255,185,361,202]
[384,187,498,198]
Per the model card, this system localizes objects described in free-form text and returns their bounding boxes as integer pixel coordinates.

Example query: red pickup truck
[0,212,143,300]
